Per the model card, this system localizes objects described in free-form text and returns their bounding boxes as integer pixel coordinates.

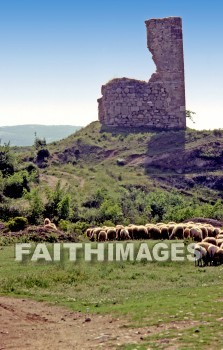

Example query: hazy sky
[0,0,223,129]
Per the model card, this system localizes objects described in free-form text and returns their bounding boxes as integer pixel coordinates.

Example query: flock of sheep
[86,221,223,266]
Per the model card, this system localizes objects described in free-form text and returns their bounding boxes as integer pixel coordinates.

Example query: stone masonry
[97,17,186,130]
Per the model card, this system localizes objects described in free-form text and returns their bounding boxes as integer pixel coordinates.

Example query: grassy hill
[1,121,223,227]
[0,124,82,146]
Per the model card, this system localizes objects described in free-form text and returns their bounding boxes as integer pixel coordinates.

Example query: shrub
[0,143,15,177]
[72,221,89,235]
[59,219,70,232]
[36,148,50,162]
[7,216,28,231]
[26,189,44,224]
[3,171,29,198]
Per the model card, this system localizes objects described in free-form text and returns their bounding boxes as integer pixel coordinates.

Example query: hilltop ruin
[98,17,186,130]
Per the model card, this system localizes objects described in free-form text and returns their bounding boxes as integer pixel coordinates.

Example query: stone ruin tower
[97,17,186,130]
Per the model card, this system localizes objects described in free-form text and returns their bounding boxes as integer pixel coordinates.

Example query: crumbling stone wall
[98,17,186,130]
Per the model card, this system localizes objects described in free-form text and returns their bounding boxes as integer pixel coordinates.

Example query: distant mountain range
[0,124,82,146]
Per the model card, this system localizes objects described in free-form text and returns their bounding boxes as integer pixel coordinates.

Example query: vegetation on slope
[1,121,223,232]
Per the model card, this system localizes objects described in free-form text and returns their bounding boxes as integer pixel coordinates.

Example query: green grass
[1,241,223,348]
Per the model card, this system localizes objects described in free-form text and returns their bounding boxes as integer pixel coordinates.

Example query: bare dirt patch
[0,296,198,350]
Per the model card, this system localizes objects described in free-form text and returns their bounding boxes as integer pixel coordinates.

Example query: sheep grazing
[183,227,190,239]
[197,242,213,251]
[194,244,208,267]
[168,224,175,236]
[169,225,184,240]
[131,225,141,240]
[89,231,96,242]
[190,227,203,242]
[84,221,223,270]
[116,225,124,240]
[147,226,161,240]
[106,228,116,241]
[160,226,169,240]
[216,239,223,247]
[98,230,107,242]
[120,229,131,240]
[198,226,208,239]
[207,245,219,265]
[86,228,93,238]
[93,227,102,241]
[203,237,217,246]
[136,226,148,240]
[127,225,135,240]
[212,248,223,266]
[207,226,218,237]
[213,228,221,236]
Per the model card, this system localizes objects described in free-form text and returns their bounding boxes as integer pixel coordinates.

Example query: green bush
[3,171,29,198]
[7,216,28,231]
[0,143,15,177]
[59,219,70,231]
[26,189,44,224]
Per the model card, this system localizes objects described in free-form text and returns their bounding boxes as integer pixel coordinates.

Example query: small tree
[27,189,44,224]
[0,142,15,176]
[34,133,47,150]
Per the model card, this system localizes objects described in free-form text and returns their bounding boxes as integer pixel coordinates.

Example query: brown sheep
[127,225,135,240]
[203,237,217,246]
[86,228,94,238]
[93,227,102,241]
[213,228,221,236]
[132,225,141,240]
[120,229,131,240]
[216,239,223,247]
[160,226,169,240]
[197,242,213,251]
[168,224,175,236]
[199,226,208,239]
[206,226,217,237]
[89,231,96,242]
[136,226,148,240]
[207,245,219,265]
[98,230,107,242]
[106,228,116,241]
[147,226,161,240]
[190,227,203,242]
[116,225,124,240]
[169,225,184,240]
[183,227,190,239]
[213,248,223,265]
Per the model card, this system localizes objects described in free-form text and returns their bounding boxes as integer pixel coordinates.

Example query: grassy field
[1,240,223,349]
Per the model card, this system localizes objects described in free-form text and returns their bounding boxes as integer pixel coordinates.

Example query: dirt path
[40,171,85,189]
[0,296,198,350]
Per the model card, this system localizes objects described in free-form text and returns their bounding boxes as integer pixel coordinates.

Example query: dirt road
[0,296,197,349]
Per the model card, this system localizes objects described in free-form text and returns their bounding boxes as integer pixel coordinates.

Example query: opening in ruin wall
[98,17,186,130]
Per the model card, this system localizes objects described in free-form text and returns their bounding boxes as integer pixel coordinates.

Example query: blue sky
[0,0,223,129]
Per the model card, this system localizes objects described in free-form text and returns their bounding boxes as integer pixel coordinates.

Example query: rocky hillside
[44,122,223,201]
[1,121,223,227]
